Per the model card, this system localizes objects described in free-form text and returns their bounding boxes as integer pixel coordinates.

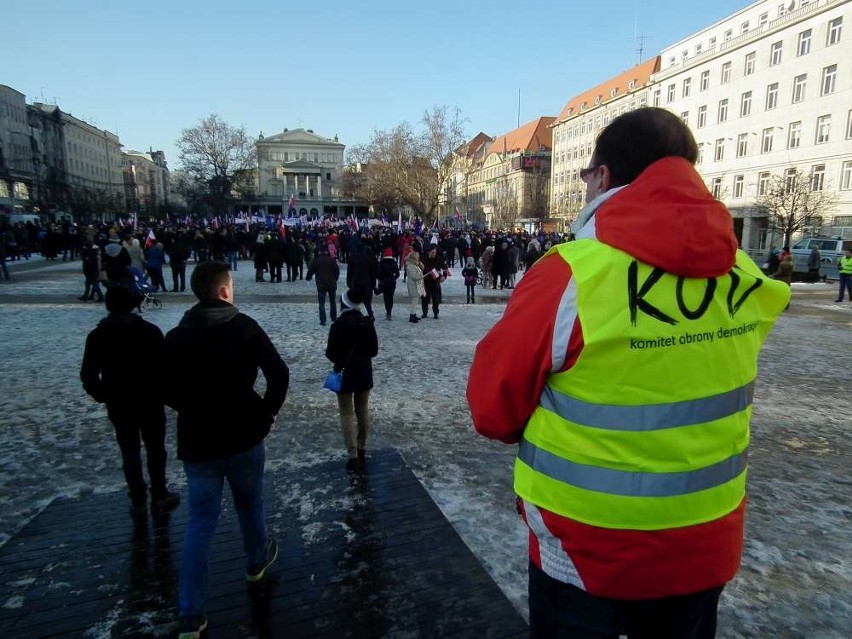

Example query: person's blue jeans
[179,442,268,618]
[837,273,852,301]
[227,251,238,271]
[0,256,9,280]
[318,290,337,325]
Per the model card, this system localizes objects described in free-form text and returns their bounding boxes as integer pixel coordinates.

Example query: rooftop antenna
[636,33,652,64]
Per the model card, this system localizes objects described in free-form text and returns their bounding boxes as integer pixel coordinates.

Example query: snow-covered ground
[0,256,850,638]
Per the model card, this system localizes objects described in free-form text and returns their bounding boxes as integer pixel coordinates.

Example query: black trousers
[108,407,169,504]
[528,561,723,639]
[171,263,186,291]
[422,286,441,316]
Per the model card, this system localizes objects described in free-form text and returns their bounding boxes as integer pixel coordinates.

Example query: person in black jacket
[79,240,104,302]
[326,288,379,472]
[375,247,400,320]
[80,286,179,515]
[167,232,191,292]
[306,245,340,326]
[163,261,290,638]
[421,244,448,318]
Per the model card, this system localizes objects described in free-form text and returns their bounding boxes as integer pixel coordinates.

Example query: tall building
[122,150,170,213]
[0,85,34,212]
[653,0,852,248]
[466,117,555,230]
[549,58,659,223]
[445,132,493,225]
[255,128,345,216]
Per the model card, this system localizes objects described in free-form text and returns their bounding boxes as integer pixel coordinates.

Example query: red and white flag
[144,229,156,249]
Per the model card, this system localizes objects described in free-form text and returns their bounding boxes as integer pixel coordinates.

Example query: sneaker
[177,615,208,639]
[246,539,278,582]
[152,491,181,513]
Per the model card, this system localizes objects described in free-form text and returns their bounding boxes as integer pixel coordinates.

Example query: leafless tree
[755,168,837,246]
[347,105,467,219]
[176,114,256,215]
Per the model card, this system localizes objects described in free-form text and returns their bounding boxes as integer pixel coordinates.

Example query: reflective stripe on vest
[515,240,789,531]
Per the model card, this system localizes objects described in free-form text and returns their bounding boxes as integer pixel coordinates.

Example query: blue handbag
[323,370,343,392]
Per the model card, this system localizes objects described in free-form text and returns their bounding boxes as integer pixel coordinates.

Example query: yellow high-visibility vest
[515,240,789,530]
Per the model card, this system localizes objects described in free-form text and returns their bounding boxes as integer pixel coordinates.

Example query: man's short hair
[594,107,699,187]
[105,286,135,314]
[190,261,231,300]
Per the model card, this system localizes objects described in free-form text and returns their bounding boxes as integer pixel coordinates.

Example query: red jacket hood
[593,157,738,278]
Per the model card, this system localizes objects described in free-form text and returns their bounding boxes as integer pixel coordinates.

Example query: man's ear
[599,164,614,192]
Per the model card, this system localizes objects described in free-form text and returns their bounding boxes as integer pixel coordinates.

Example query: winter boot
[409,314,420,323]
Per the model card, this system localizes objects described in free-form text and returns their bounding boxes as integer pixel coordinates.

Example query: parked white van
[790,237,852,280]
[3,213,43,226]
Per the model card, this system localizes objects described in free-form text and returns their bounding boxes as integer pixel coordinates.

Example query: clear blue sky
[6,0,749,169]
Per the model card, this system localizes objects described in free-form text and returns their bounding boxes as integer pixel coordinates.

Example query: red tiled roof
[456,132,493,158]
[487,117,556,158]
[555,56,660,123]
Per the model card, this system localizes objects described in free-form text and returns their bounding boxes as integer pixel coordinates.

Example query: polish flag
[144,229,156,249]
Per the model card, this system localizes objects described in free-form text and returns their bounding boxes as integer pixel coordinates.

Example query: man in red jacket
[467,108,788,638]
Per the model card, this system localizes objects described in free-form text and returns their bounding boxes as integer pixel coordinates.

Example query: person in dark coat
[167,232,191,292]
[102,232,131,287]
[79,286,179,515]
[421,244,448,318]
[346,242,377,319]
[325,288,379,471]
[162,260,289,637]
[375,247,400,320]
[79,240,104,302]
[265,234,284,283]
[306,245,341,326]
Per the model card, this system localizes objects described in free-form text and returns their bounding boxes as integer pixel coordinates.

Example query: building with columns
[652,0,852,250]
[255,128,346,216]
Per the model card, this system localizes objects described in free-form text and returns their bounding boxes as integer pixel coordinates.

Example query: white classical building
[652,0,852,249]
[255,128,345,216]
[549,58,658,223]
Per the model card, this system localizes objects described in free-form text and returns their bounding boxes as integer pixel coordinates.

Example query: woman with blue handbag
[325,288,379,472]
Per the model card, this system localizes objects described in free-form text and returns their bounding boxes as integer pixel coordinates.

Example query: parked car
[790,237,852,280]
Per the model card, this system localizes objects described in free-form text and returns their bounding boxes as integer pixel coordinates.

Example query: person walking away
[80,286,180,515]
[253,235,268,282]
[146,241,168,292]
[103,232,132,288]
[326,288,379,472]
[835,247,852,302]
[306,245,341,326]
[375,248,400,320]
[80,240,104,301]
[774,253,794,309]
[421,245,447,319]
[462,257,478,304]
[167,233,191,292]
[405,249,425,323]
[346,242,377,319]
[224,228,239,271]
[265,233,283,283]
[162,261,289,639]
[467,107,789,639]
[807,245,821,283]
[125,236,146,274]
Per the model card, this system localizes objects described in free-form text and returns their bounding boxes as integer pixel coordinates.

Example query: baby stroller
[128,267,162,312]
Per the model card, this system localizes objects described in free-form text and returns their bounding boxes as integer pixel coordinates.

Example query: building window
[724,29,733,42]
[718,99,729,123]
[744,52,756,75]
[741,21,749,35]
[766,83,779,110]
[695,43,703,55]
[788,121,802,148]
[770,41,783,66]
[682,77,692,97]
[712,177,723,199]
[758,171,771,195]
[847,110,852,138]
[841,160,852,190]
[815,115,831,144]
[714,138,725,161]
[669,56,676,67]
[697,105,707,128]
[740,91,752,117]
[698,147,705,164]
[797,29,812,56]
[721,61,732,83]
[785,168,797,194]
[733,175,744,198]
[737,133,749,157]
[759,12,769,27]
[827,17,842,46]
[821,65,837,95]
[700,70,710,91]
[681,111,689,124]
[682,50,689,61]
[709,36,717,50]
[653,90,661,107]
[762,128,774,153]
[810,165,825,191]
[792,74,807,103]
[667,84,675,102]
